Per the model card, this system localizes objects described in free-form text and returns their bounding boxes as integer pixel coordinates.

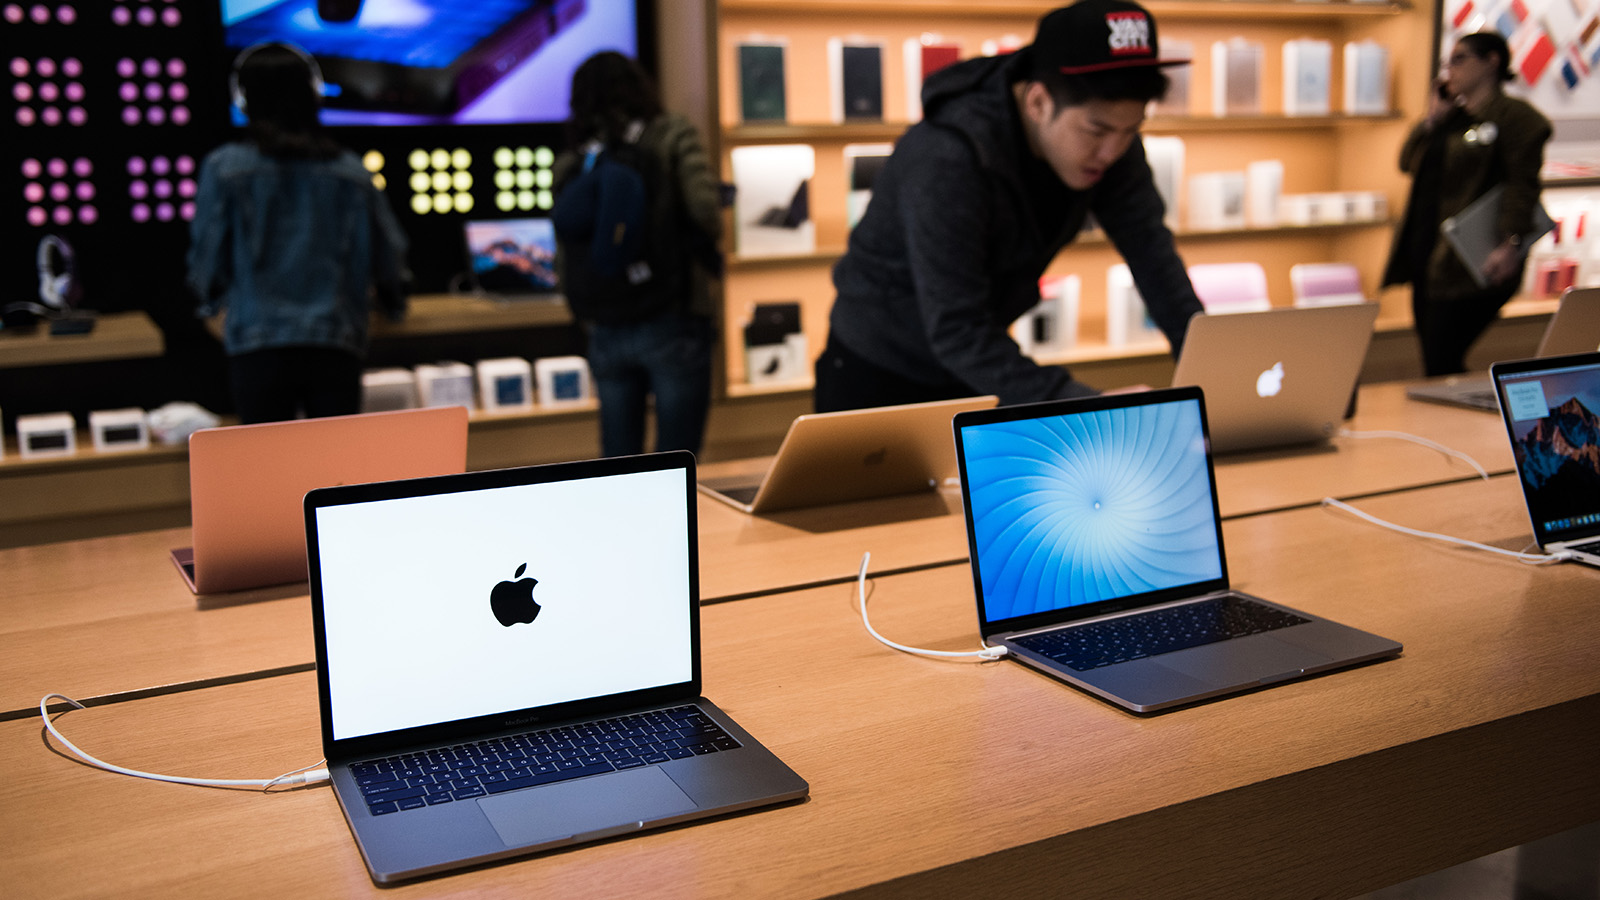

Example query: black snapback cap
[1032,0,1190,76]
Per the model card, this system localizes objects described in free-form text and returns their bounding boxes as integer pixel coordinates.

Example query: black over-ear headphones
[228,41,325,116]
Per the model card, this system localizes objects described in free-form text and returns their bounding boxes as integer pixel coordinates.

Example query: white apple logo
[1256,362,1285,398]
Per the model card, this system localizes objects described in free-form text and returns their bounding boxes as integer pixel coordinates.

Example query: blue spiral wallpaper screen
[961,399,1223,621]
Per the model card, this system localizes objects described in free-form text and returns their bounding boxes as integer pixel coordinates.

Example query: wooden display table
[4,475,1597,898]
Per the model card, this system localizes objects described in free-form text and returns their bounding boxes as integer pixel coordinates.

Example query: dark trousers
[1411,277,1520,377]
[812,333,971,413]
[229,346,364,424]
[587,313,713,457]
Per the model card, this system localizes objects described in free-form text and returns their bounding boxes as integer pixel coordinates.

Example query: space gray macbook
[698,395,996,514]
[952,387,1402,713]
[1490,351,1600,568]
[304,451,807,883]
[1407,286,1600,412]
[1171,303,1379,453]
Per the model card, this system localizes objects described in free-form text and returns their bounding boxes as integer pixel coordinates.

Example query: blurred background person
[187,42,409,424]
[552,51,723,458]
[1384,31,1550,377]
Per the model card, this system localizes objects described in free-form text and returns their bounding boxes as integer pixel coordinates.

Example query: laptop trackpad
[477,766,697,847]
[1159,635,1330,687]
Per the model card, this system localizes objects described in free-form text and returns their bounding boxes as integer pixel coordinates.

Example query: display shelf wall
[712,0,1428,395]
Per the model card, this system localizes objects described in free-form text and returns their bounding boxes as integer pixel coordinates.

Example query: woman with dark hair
[1383,31,1551,376]
[553,51,723,458]
[187,42,409,424]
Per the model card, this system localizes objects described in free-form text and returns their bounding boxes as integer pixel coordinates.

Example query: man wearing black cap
[815,0,1204,411]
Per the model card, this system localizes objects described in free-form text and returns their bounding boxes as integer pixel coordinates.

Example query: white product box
[361,368,420,413]
[1106,264,1163,347]
[1143,136,1186,230]
[746,333,809,386]
[1246,160,1283,228]
[534,356,593,406]
[89,408,149,453]
[17,412,76,459]
[730,144,817,259]
[1282,38,1332,116]
[475,357,535,413]
[415,362,477,410]
[1189,172,1248,231]
[1016,274,1080,358]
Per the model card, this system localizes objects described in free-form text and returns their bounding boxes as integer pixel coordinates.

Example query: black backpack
[550,131,687,326]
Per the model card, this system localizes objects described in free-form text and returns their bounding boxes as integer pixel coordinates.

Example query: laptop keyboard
[352,705,740,816]
[1011,596,1309,672]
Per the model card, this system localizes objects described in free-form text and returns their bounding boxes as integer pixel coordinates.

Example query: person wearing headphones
[186,42,410,424]
[1383,31,1551,376]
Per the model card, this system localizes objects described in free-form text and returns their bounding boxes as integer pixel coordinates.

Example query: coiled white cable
[856,552,1008,660]
[39,693,329,790]
[1320,498,1572,565]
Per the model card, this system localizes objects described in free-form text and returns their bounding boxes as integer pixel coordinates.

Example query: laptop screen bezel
[953,387,1232,640]
[303,451,702,763]
[1491,351,1600,550]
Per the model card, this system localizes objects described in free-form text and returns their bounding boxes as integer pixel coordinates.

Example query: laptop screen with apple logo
[312,467,693,742]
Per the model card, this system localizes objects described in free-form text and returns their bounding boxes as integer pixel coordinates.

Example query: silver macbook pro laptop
[698,395,997,514]
[952,387,1403,713]
[1170,303,1379,453]
[304,451,808,883]
[1490,351,1600,567]
[1408,286,1600,412]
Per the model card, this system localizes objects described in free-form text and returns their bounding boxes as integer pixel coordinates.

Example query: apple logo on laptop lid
[1256,362,1285,398]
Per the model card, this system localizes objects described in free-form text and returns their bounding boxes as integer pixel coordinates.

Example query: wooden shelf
[722,297,1559,398]
[373,293,571,337]
[725,123,908,144]
[713,0,1427,399]
[1148,113,1405,133]
[0,311,164,369]
[724,114,1404,145]
[726,220,1393,271]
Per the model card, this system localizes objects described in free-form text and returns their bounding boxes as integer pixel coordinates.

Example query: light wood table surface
[0,383,1520,719]
[5,474,1597,899]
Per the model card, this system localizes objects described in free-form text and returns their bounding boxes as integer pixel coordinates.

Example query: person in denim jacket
[187,42,409,424]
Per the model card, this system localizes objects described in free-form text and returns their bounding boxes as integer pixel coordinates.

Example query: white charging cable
[1320,498,1573,565]
[856,552,1008,660]
[1338,428,1489,480]
[39,694,329,790]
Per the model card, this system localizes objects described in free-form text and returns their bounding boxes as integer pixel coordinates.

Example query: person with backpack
[552,51,723,458]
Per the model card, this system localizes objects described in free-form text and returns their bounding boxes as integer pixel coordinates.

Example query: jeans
[586,313,713,457]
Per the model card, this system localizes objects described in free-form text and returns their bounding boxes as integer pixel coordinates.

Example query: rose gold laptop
[172,407,469,595]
